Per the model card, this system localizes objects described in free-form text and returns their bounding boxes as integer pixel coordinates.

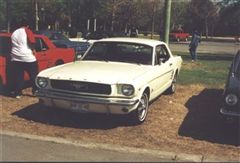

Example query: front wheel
[129,92,149,125]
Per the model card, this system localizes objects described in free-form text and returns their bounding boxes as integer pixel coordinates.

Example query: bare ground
[1,85,240,160]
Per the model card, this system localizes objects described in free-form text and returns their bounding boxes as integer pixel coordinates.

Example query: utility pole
[35,0,39,31]
[6,0,10,32]
[151,0,156,39]
[163,0,172,44]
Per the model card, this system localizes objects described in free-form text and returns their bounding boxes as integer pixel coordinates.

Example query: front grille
[51,80,111,95]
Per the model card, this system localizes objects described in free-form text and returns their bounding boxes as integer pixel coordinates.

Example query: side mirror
[41,48,47,51]
[159,58,165,64]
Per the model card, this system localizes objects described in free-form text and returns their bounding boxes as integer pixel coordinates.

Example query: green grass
[173,51,233,88]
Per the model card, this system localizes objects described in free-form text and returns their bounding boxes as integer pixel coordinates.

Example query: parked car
[220,50,240,117]
[35,30,90,57]
[35,38,182,124]
[0,32,75,92]
[78,31,127,44]
[169,30,190,42]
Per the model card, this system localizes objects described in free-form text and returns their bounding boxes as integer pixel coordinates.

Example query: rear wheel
[55,60,64,66]
[0,76,3,94]
[166,73,177,94]
[129,92,149,124]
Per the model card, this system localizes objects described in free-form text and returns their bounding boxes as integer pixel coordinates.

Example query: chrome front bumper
[36,89,139,114]
[220,108,240,117]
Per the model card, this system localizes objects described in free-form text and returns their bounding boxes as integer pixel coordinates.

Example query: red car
[169,30,191,42]
[0,32,75,92]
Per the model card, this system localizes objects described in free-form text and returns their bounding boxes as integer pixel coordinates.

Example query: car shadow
[178,88,240,146]
[12,103,136,130]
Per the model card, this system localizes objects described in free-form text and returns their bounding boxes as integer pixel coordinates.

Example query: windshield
[83,42,153,65]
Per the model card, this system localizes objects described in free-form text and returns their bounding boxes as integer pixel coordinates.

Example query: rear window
[0,36,11,56]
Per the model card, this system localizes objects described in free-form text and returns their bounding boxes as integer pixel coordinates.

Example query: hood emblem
[70,82,89,91]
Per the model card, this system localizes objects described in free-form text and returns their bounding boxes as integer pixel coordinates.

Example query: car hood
[39,61,152,84]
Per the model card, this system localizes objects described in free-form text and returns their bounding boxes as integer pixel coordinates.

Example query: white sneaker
[15,95,21,99]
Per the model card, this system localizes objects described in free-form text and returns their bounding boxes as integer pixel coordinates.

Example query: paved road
[1,132,234,162]
[169,41,239,55]
[1,134,174,162]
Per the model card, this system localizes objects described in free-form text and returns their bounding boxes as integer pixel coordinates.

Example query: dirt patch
[1,85,239,160]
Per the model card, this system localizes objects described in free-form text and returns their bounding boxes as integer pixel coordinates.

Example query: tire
[166,73,177,94]
[129,92,149,124]
[55,60,64,66]
[0,76,3,94]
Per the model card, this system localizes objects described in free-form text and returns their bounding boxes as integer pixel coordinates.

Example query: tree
[216,0,240,36]
[188,0,218,38]
[98,0,130,32]
[170,1,189,31]
[0,0,7,31]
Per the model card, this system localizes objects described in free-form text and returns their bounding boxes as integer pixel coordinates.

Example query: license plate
[70,103,89,113]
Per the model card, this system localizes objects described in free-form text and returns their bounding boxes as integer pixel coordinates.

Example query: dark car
[83,31,127,40]
[220,50,240,117]
[35,30,90,57]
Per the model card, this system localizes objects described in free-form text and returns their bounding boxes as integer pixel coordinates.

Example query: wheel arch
[143,87,150,99]
[175,69,179,77]
[137,85,150,100]
[55,59,64,66]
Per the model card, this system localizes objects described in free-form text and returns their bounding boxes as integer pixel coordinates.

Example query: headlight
[36,77,48,88]
[121,84,134,96]
[225,93,238,106]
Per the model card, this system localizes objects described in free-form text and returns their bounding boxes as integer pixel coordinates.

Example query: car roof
[0,32,51,40]
[95,37,166,47]
[0,32,11,37]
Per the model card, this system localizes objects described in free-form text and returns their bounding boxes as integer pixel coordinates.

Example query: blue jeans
[189,46,197,60]
[11,61,38,96]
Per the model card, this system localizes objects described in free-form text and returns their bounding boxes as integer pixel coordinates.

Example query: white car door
[150,45,174,99]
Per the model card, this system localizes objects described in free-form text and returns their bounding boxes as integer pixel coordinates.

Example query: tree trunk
[205,18,208,39]
[111,10,115,32]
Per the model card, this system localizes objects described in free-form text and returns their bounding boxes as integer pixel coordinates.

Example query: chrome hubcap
[138,94,148,121]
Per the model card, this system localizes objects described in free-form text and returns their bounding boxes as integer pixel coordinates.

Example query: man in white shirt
[11,19,38,98]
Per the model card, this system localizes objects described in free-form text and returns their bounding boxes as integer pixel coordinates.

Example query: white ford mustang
[35,37,182,124]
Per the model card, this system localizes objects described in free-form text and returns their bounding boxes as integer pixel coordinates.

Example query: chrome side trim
[220,108,240,117]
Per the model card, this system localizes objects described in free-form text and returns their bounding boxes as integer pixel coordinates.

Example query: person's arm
[25,27,36,44]
[25,27,36,53]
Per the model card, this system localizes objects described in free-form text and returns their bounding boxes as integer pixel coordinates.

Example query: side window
[155,45,170,65]
[35,38,48,52]
[0,37,11,57]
